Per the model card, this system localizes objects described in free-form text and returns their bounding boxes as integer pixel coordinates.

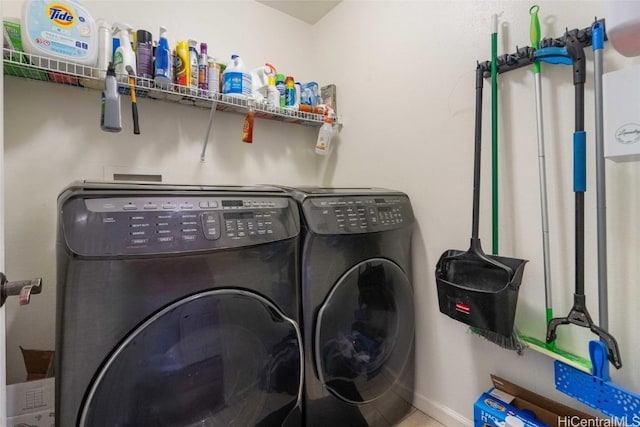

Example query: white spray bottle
[315,116,335,155]
[113,23,135,83]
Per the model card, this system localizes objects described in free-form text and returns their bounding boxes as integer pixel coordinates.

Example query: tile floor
[396,408,445,426]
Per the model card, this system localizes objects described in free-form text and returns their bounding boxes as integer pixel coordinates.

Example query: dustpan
[435,66,527,337]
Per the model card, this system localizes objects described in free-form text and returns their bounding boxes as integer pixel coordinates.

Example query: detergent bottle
[113,23,135,83]
[222,54,252,97]
[21,0,98,66]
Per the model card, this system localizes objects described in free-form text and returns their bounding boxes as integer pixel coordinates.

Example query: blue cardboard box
[474,391,547,427]
[474,375,596,427]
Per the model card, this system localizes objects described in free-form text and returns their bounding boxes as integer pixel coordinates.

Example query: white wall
[2,0,322,384]
[314,0,640,424]
[5,0,640,424]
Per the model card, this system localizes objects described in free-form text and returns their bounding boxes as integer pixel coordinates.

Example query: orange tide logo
[47,3,76,27]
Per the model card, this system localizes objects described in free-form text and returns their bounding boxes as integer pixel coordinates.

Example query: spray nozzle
[265,63,277,76]
[112,23,133,37]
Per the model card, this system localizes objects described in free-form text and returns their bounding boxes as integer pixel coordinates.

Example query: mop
[554,20,640,418]
[517,5,592,372]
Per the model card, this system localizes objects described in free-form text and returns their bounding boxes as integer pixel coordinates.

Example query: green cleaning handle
[530,5,541,73]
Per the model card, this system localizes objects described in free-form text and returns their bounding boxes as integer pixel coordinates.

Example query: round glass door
[315,258,414,404]
[79,290,302,427]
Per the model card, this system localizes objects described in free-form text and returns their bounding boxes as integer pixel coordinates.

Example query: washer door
[79,290,302,427]
[315,258,414,404]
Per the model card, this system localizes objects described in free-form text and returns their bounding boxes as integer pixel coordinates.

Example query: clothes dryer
[285,187,416,427]
[56,181,302,427]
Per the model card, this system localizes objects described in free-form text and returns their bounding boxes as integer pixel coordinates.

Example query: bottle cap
[276,73,285,82]
[136,30,152,44]
[200,42,208,54]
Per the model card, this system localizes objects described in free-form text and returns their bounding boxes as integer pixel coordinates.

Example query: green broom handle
[491,14,499,255]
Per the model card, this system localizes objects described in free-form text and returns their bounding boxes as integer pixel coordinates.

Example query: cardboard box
[20,346,54,381]
[474,375,595,427]
[603,65,640,162]
[321,84,337,114]
[6,377,55,427]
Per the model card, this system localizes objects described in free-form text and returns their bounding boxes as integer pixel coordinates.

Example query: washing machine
[284,187,416,427]
[55,181,303,427]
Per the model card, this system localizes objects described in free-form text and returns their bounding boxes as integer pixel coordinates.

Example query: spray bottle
[314,116,334,155]
[113,23,135,83]
[101,62,122,132]
[154,26,172,88]
[198,42,209,95]
[135,29,153,79]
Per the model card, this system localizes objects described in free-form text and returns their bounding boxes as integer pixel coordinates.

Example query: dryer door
[79,290,302,427]
[315,258,414,404]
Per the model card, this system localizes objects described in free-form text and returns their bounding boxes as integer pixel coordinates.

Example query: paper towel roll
[605,0,640,57]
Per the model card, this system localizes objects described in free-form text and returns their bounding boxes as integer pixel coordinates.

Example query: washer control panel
[61,196,298,256]
[302,195,414,234]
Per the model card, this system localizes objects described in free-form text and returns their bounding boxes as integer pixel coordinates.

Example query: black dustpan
[435,66,527,337]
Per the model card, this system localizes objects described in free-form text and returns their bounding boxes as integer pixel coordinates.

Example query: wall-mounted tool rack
[476,19,606,75]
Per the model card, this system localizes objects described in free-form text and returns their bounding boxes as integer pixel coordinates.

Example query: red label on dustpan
[455,302,470,314]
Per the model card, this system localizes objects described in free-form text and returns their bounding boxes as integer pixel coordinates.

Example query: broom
[471,13,525,353]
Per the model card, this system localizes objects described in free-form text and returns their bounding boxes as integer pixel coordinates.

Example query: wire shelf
[3,48,333,127]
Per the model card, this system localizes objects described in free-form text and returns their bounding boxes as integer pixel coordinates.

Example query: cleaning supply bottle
[222,54,251,97]
[198,42,209,95]
[96,18,111,78]
[285,76,295,108]
[267,75,279,109]
[21,0,98,66]
[315,117,334,155]
[175,40,189,87]
[113,23,135,83]
[154,26,172,88]
[135,29,153,79]
[207,57,221,98]
[101,62,121,132]
[188,39,199,95]
[242,105,255,143]
[275,73,286,108]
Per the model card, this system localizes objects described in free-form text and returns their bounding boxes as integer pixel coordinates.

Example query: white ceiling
[255,0,341,25]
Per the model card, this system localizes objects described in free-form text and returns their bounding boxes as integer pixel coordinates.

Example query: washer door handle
[0,272,42,307]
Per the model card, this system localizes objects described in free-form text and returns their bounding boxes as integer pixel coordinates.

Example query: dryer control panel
[302,195,414,235]
[61,196,299,256]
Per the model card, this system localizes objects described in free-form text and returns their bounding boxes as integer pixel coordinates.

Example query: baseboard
[412,390,473,427]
